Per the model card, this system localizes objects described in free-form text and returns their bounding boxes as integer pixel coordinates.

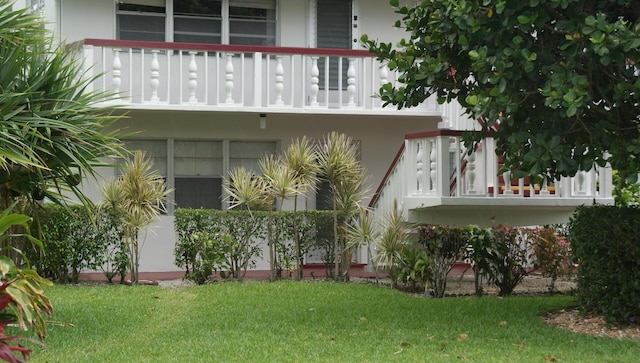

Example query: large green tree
[363,0,640,182]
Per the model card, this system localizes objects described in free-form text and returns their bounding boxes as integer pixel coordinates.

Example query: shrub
[570,205,640,323]
[417,225,467,298]
[174,209,266,282]
[489,225,530,297]
[465,225,496,296]
[396,242,432,293]
[30,205,125,283]
[529,226,572,293]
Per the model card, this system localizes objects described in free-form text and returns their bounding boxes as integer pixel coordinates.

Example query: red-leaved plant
[0,205,53,362]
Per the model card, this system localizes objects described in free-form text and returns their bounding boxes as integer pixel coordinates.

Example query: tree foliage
[363,0,640,181]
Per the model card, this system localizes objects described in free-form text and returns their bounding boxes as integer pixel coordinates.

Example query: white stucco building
[15,0,613,276]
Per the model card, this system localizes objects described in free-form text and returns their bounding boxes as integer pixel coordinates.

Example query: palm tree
[283,137,319,280]
[0,1,124,211]
[334,171,368,280]
[316,132,363,281]
[224,167,270,280]
[100,151,170,284]
[259,154,297,280]
[372,200,411,288]
[0,1,124,262]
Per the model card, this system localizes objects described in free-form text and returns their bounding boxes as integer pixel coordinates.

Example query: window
[117,0,276,45]
[124,139,277,212]
[117,2,166,42]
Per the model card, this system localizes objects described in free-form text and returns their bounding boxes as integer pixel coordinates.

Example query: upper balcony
[73,39,446,117]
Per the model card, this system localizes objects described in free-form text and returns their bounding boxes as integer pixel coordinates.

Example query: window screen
[117,4,166,42]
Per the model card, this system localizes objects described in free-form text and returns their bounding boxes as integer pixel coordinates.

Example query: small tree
[224,167,270,281]
[100,151,170,284]
[316,132,365,281]
[283,137,319,280]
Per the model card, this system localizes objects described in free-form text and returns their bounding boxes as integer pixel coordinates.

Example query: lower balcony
[370,130,614,227]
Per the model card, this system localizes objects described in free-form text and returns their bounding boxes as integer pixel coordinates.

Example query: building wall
[107,110,440,272]
[52,0,408,48]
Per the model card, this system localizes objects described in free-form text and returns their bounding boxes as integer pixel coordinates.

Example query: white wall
[58,0,114,43]
[105,110,440,272]
[49,0,409,49]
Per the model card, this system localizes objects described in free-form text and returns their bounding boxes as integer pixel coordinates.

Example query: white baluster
[576,170,586,195]
[379,63,389,86]
[188,51,198,104]
[275,56,284,106]
[540,178,550,196]
[416,142,423,193]
[503,170,513,195]
[430,141,437,192]
[112,48,121,93]
[466,152,476,194]
[225,53,235,104]
[310,57,319,106]
[347,58,356,107]
[150,50,160,102]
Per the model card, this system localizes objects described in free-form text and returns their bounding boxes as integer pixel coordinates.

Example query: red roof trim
[404,129,466,139]
[74,39,375,57]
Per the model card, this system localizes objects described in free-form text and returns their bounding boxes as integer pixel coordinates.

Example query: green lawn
[26,281,639,362]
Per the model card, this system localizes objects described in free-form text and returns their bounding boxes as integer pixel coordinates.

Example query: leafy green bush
[417,225,467,298]
[465,225,496,296]
[396,242,432,293]
[570,205,640,323]
[174,209,266,282]
[175,209,336,283]
[488,225,530,297]
[30,205,126,283]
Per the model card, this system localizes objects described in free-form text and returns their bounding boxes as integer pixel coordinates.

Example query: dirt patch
[545,308,640,341]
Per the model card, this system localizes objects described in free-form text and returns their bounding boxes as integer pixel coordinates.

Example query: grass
[25,281,640,363]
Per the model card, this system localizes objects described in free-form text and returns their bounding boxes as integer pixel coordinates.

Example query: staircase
[369,130,614,227]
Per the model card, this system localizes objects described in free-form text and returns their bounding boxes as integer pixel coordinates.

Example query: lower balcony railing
[370,130,614,217]
[72,39,442,115]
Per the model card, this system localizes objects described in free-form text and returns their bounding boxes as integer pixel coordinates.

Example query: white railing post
[310,56,319,106]
[112,48,121,94]
[503,170,513,195]
[225,53,235,104]
[416,141,424,193]
[275,55,284,106]
[150,50,160,102]
[253,52,262,107]
[83,45,94,93]
[436,136,450,197]
[347,57,356,107]
[188,51,198,104]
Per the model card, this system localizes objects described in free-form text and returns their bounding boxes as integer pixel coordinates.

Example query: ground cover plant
[27,282,640,362]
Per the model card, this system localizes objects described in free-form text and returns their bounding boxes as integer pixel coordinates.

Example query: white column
[150,50,160,102]
[188,51,198,104]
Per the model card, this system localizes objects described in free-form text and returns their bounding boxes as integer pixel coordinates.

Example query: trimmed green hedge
[570,205,640,323]
[29,205,127,283]
[173,209,336,283]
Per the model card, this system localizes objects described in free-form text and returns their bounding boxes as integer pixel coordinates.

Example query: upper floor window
[117,0,276,46]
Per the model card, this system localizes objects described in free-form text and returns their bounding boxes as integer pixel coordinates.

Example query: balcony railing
[72,39,442,115]
[370,130,614,219]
